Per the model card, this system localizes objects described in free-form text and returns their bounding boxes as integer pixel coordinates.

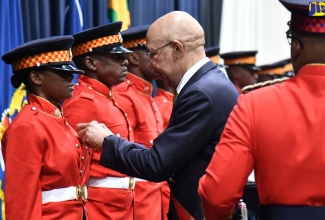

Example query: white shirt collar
[176,57,210,94]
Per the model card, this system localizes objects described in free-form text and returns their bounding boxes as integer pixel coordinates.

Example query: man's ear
[84,56,97,71]
[291,40,301,62]
[128,52,139,65]
[29,71,42,86]
[171,40,184,59]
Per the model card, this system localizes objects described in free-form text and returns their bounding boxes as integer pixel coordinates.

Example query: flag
[0,0,25,119]
[0,84,28,140]
[64,0,84,35]
[64,0,85,84]
[0,142,4,220]
[108,0,130,31]
[0,0,25,138]
[0,1,25,219]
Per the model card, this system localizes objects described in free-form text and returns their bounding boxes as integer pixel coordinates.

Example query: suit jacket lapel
[179,61,217,97]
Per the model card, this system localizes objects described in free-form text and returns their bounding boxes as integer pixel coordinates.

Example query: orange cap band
[284,63,293,72]
[224,56,256,65]
[123,38,146,49]
[209,55,220,64]
[72,34,122,57]
[258,67,284,75]
[12,50,72,71]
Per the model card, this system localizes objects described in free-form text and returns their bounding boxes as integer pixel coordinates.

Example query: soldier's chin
[117,76,126,84]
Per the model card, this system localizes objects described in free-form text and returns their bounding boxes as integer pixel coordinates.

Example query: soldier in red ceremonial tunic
[220,51,259,94]
[114,25,164,220]
[256,61,286,83]
[199,1,325,220]
[62,22,136,220]
[1,36,91,220]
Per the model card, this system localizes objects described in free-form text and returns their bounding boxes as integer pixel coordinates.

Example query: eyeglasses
[286,29,304,49]
[147,42,172,60]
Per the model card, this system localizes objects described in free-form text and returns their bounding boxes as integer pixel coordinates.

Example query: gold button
[88,86,92,90]
[116,133,121,137]
[149,140,153,145]
[80,170,83,176]
[76,144,79,148]
[54,109,61,117]
[81,156,85,162]
[31,107,37,111]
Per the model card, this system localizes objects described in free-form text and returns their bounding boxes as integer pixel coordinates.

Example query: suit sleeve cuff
[99,135,121,170]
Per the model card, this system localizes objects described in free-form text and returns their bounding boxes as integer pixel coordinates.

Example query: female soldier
[1,36,91,220]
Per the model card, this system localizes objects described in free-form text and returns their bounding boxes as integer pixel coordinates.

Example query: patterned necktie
[173,92,178,105]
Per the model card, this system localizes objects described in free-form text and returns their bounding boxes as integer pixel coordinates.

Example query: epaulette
[80,90,95,101]
[242,77,290,94]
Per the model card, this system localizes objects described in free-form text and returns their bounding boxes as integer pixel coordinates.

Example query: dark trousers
[258,205,325,220]
[167,198,179,220]
[243,183,259,220]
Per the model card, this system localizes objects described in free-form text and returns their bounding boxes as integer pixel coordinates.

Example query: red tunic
[114,73,164,220]
[154,88,173,219]
[63,75,135,220]
[2,94,91,220]
[154,88,173,130]
[199,65,325,220]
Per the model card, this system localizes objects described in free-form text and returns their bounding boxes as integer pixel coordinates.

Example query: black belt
[258,205,325,220]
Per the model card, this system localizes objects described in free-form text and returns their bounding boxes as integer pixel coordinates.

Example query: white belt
[42,186,87,204]
[87,177,135,190]
[134,177,148,182]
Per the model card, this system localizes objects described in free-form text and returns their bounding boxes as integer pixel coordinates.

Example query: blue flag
[0,1,24,219]
[0,0,24,114]
[64,0,84,35]
[64,0,84,84]
[0,143,4,220]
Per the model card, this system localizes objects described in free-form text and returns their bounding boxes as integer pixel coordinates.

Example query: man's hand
[77,121,114,150]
